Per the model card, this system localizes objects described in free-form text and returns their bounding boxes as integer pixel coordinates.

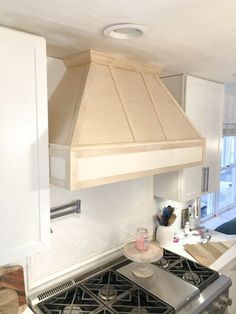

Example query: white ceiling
[1,0,236,83]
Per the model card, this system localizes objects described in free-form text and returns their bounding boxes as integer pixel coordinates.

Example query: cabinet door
[205,81,224,192]
[183,76,223,196]
[185,76,207,136]
[181,76,207,200]
[155,75,223,202]
[0,27,50,265]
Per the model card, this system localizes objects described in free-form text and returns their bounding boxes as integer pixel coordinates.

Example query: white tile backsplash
[27,177,155,290]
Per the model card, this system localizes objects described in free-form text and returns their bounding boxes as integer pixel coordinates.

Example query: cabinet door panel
[185,76,206,137]
[205,82,224,192]
[155,75,223,203]
[0,28,50,264]
[182,76,207,197]
[181,166,202,201]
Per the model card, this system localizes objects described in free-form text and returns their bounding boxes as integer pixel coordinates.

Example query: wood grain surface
[0,266,26,310]
[184,241,236,267]
[0,289,19,314]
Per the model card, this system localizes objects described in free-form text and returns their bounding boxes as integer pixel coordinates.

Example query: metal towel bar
[50,200,81,220]
[50,200,81,233]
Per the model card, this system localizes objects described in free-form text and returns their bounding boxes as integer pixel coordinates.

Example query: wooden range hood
[49,50,205,191]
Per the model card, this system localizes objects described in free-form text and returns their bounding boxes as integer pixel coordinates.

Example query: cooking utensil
[160,206,175,226]
[167,213,176,226]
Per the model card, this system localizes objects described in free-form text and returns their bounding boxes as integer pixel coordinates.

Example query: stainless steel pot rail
[50,200,81,220]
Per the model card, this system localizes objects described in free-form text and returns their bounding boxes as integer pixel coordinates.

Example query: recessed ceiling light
[103,23,148,40]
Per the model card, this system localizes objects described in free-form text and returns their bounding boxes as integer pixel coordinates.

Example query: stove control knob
[212,302,226,313]
[219,295,232,306]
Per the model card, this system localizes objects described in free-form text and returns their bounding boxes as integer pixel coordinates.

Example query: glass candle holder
[135,228,149,251]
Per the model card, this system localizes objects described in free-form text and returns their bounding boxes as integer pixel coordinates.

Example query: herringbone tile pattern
[28,177,155,288]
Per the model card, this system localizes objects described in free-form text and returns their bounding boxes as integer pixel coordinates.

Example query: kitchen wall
[27,58,156,292]
[28,179,155,290]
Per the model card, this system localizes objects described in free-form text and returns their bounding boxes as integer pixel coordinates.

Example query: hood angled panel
[112,68,166,142]
[71,63,134,145]
[143,73,202,141]
[48,64,88,145]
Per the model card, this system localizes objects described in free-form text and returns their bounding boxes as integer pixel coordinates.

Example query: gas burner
[99,285,117,301]
[111,288,174,313]
[158,250,220,290]
[38,286,102,313]
[130,307,148,314]
[63,305,82,314]
[82,270,134,301]
[155,258,169,269]
[183,272,201,285]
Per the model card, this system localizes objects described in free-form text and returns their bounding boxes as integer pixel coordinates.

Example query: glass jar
[135,228,149,251]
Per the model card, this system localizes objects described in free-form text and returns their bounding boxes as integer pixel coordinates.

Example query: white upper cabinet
[154,75,224,202]
[0,27,50,265]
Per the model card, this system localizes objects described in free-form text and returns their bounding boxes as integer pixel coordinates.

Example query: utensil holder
[156,225,174,246]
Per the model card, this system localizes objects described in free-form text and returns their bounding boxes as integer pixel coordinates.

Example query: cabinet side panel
[154,171,181,202]
[161,75,184,106]
[0,28,50,264]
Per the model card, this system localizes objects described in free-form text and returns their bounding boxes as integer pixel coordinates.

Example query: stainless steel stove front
[178,275,232,314]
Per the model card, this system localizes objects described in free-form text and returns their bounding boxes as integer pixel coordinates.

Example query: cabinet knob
[219,295,232,306]
[212,301,226,313]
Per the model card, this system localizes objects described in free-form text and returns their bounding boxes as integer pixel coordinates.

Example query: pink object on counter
[173,236,179,243]
[135,228,149,251]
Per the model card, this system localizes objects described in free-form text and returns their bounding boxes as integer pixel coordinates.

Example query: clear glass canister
[135,228,149,251]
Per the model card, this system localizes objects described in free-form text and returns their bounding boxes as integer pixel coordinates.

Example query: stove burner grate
[99,285,117,301]
[111,288,175,313]
[130,307,149,314]
[155,258,169,269]
[154,249,219,290]
[82,269,134,302]
[182,272,201,285]
[38,286,103,313]
[62,305,82,314]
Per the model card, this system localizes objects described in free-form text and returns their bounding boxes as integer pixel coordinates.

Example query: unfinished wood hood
[49,50,205,190]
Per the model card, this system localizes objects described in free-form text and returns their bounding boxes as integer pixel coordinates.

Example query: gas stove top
[38,269,174,313]
[153,249,219,290]
[32,249,232,314]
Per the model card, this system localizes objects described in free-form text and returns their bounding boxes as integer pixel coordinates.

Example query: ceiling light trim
[103,23,148,40]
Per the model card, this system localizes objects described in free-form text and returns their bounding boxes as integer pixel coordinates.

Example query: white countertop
[163,229,236,271]
[22,307,34,314]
